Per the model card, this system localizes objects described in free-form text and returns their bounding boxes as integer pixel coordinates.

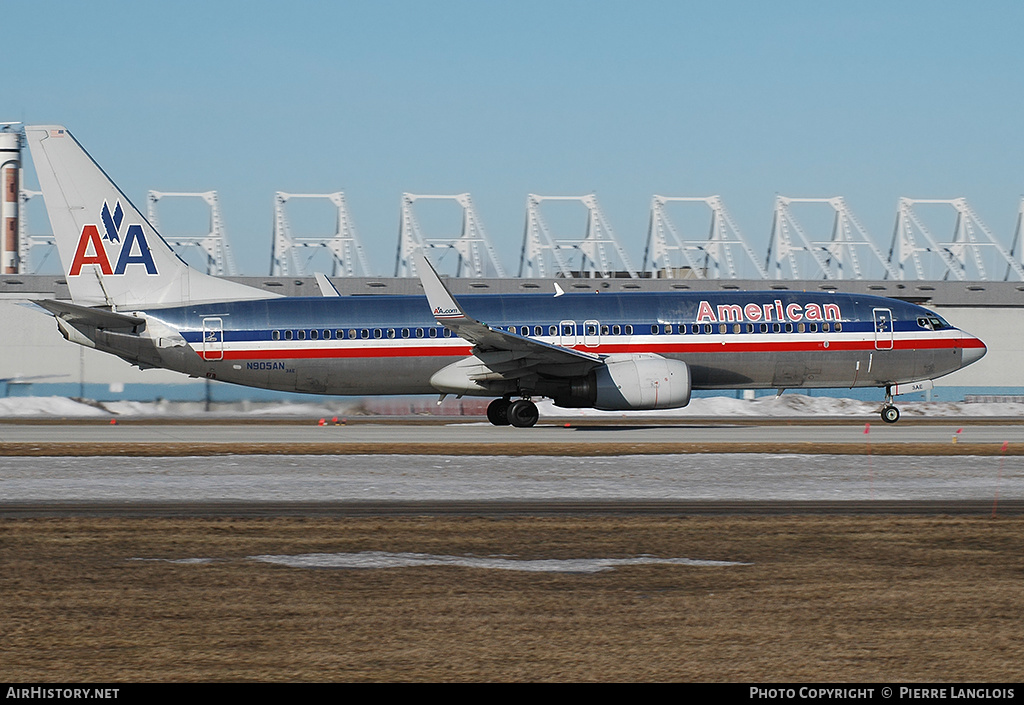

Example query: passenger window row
[268,321,844,341]
[651,322,841,335]
[496,322,843,336]
[271,327,455,341]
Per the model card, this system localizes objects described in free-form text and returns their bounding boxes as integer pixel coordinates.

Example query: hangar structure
[13,187,1024,283]
[4,121,1024,282]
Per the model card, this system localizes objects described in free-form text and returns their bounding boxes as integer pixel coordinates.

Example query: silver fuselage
[83,289,985,398]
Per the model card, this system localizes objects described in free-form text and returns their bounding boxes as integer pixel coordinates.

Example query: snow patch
[2,395,1023,419]
[247,551,749,572]
[0,397,108,417]
[538,395,1024,418]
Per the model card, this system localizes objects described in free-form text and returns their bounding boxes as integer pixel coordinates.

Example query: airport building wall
[2,275,1020,403]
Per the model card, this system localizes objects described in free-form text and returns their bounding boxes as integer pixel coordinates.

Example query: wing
[415,252,602,378]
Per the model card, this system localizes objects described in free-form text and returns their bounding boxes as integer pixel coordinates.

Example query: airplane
[23,125,986,427]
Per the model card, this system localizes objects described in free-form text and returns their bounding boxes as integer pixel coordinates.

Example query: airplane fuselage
[109,289,982,400]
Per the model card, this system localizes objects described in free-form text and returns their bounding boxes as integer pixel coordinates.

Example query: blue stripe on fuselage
[142,291,950,340]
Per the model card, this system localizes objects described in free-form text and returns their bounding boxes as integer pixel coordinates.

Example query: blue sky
[9,1,1024,277]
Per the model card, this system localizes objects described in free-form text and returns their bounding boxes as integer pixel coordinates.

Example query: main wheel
[881,405,900,424]
[486,398,511,426]
[507,399,539,428]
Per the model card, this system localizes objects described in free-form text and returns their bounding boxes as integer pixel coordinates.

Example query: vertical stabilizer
[24,125,277,308]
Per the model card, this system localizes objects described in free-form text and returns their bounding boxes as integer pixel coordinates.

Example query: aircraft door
[202,317,224,360]
[583,319,601,347]
[873,308,893,351]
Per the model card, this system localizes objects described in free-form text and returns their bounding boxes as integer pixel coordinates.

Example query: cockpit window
[918,316,951,331]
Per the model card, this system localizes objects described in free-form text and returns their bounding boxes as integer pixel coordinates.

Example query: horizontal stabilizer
[35,299,144,328]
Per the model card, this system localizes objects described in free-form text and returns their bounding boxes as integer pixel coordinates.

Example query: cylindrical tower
[0,130,20,274]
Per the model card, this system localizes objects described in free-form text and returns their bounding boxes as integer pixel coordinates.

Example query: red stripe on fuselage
[219,345,474,360]
[587,337,973,355]
[195,334,973,360]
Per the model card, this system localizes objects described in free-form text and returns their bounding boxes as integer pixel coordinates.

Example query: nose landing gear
[880,385,900,424]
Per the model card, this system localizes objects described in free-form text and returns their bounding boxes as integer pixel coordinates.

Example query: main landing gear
[880,385,900,424]
[487,397,539,428]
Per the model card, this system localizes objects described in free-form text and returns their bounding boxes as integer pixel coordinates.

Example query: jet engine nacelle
[555,354,691,411]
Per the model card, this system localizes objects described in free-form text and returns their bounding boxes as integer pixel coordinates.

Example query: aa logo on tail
[69,201,158,276]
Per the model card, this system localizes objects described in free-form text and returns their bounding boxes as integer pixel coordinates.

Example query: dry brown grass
[2,515,1022,682]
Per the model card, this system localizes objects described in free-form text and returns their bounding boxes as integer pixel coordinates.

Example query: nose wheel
[881,404,900,424]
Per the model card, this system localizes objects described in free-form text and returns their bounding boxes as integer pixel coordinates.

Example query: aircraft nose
[961,336,987,367]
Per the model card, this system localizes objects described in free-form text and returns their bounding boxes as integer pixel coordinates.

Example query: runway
[2,418,1023,456]
[1,420,1022,515]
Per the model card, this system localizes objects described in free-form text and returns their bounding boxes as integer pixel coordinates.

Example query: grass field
[2,515,1022,682]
